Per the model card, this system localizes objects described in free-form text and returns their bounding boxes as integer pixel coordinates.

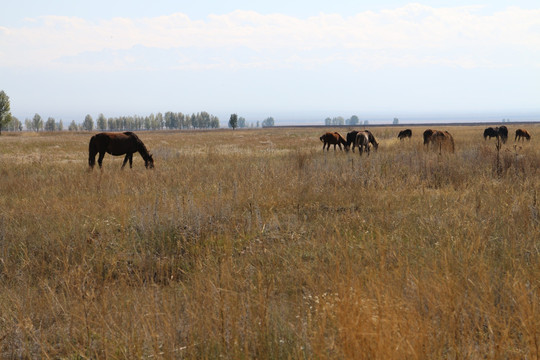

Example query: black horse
[89,132,154,169]
[498,126,508,143]
[397,129,412,140]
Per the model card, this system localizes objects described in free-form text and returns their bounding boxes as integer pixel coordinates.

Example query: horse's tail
[88,135,97,168]
[447,133,455,153]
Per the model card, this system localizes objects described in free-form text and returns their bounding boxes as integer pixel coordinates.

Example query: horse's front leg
[121,154,130,169]
[129,153,133,168]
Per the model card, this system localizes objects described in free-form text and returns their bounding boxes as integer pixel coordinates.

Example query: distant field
[0,126,538,359]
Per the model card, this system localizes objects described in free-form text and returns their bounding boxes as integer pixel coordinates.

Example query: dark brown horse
[320,132,348,151]
[397,129,412,140]
[484,126,508,143]
[89,132,154,169]
[498,125,508,143]
[423,129,434,146]
[424,129,455,153]
[515,129,531,142]
[346,130,379,152]
[483,127,499,140]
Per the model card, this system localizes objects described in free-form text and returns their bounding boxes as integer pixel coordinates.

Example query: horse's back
[93,132,139,155]
[322,132,340,143]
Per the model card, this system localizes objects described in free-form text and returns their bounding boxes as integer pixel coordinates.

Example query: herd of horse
[86,126,533,169]
[482,126,531,142]
[320,126,532,155]
[319,130,379,155]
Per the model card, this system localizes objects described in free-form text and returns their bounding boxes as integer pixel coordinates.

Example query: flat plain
[0,126,538,359]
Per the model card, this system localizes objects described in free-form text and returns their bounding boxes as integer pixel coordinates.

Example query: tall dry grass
[0,126,538,359]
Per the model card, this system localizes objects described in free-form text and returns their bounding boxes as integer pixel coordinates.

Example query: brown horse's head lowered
[320,132,348,151]
[424,129,455,153]
[88,132,154,169]
[515,129,531,142]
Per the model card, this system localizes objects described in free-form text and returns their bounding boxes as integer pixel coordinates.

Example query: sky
[1,0,539,125]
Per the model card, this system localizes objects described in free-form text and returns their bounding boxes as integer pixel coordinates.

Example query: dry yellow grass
[0,126,538,359]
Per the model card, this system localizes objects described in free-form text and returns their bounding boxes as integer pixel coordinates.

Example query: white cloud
[1,4,539,70]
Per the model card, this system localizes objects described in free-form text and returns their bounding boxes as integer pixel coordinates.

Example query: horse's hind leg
[97,152,106,168]
[89,153,96,169]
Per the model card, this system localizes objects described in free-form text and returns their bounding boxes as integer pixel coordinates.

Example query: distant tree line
[85,111,220,131]
[0,89,274,132]
[8,111,221,132]
[228,115,270,129]
[1,112,275,132]
[325,115,368,126]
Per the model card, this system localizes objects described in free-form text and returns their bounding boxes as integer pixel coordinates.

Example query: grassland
[0,126,538,359]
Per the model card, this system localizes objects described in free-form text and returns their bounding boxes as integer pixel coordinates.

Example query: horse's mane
[336,133,347,144]
[124,132,151,157]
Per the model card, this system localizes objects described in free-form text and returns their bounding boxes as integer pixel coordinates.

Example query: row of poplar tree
[19,111,221,132]
[1,91,275,132]
[6,112,275,132]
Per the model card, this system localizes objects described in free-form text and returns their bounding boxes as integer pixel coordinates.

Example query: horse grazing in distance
[424,129,455,153]
[498,125,508,143]
[423,129,434,146]
[483,127,499,140]
[89,132,154,169]
[355,131,371,156]
[484,126,508,144]
[515,129,531,142]
[346,130,379,152]
[320,132,348,151]
[397,129,412,140]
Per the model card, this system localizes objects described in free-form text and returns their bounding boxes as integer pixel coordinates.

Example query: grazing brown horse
[320,132,348,151]
[484,126,508,143]
[346,130,379,152]
[424,129,455,153]
[355,131,371,156]
[397,129,412,140]
[515,129,531,142]
[89,132,154,169]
